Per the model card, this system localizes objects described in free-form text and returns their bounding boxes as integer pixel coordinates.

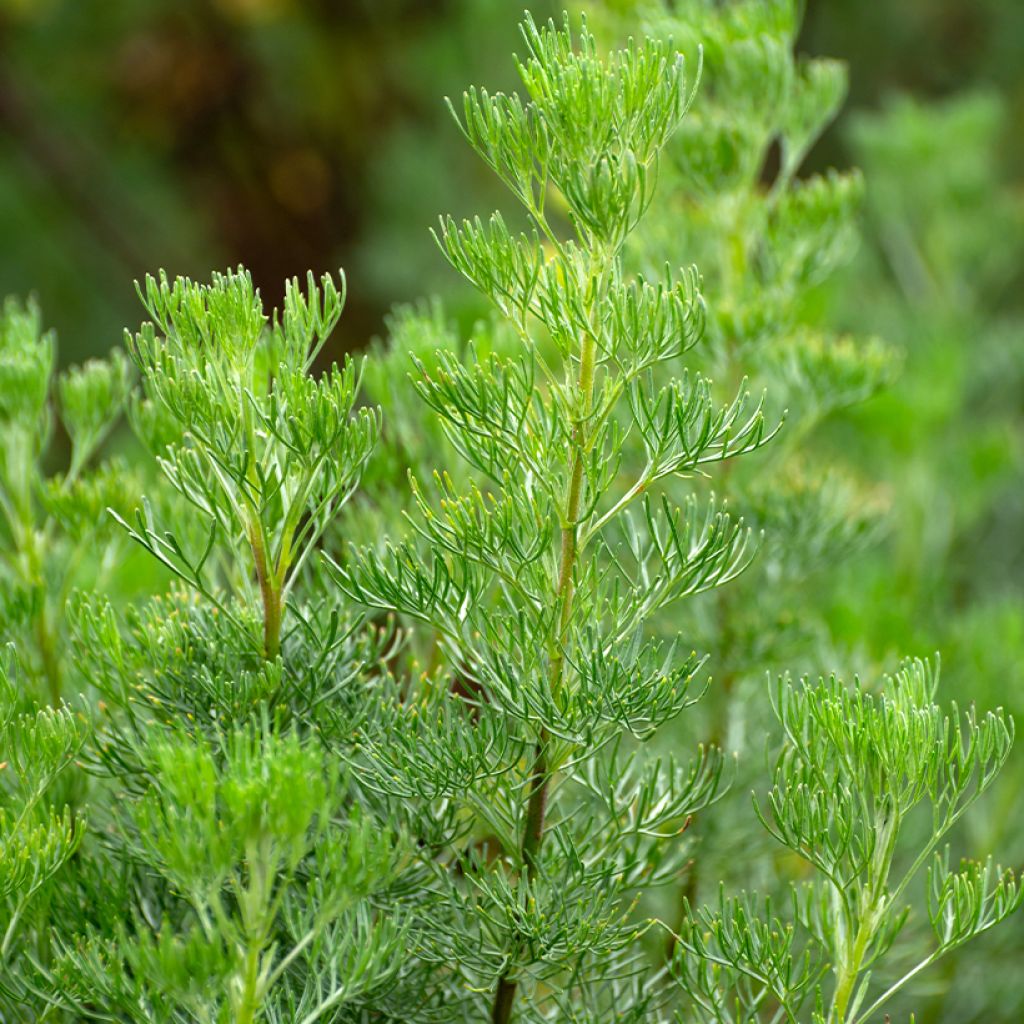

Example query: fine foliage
[0,298,135,705]
[0,6,1019,1024]
[330,13,772,1022]
[671,659,1021,1023]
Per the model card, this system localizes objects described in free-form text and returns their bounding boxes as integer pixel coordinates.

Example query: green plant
[0,6,1019,1024]
[670,658,1021,1023]
[0,646,84,1006]
[51,719,407,1024]
[120,267,378,661]
[330,13,775,1020]
[328,11,1018,1023]
[31,269,408,1024]
[0,298,135,705]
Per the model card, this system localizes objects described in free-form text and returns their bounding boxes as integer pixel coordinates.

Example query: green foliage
[0,646,85,1007]
[0,5,1019,1024]
[52,722,406,1024]
[122,267,379,659]
[331,9,1015,1022]
[0,297,136,705]
[330,18,774,1018]
[671,660,1021,1023]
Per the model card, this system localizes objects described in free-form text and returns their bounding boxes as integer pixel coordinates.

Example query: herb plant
[670,659,1021,1023]
[0,6,1019,1024]
[120,267,377,662]
[0,298,134,705]
[43,270,408,1024]
[577,0,899,960]
[331,13,776,1021]
[0,646,84,999]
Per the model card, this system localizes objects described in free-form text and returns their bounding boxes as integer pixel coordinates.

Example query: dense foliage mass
[0,3,1020,1022]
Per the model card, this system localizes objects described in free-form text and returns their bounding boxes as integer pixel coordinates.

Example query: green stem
[490,324,598,1024]
[233,841,272,1024]
[831,915,873,1024]
[34,598,62,708]
[262,583,283,662]
[234,940,263,1024]
[851,951,941,1024]
[831,807,900,1022]
[238,362,283,662]
[248,520,282,661]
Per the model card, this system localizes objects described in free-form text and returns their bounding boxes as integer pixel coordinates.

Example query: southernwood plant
[0,8,1020,1024]
[576,0,900,946]
[837,92,1024,1024]
[0,299,136,706]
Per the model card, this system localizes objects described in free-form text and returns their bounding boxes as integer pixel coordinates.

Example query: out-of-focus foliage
[0,0,553,360]
[817,90,1024,1024]
[3,0,1019,361]
[827,91,1024,658]
[799,1,1024,172]
[0,297,146,705]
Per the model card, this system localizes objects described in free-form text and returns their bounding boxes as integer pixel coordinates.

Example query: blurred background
[0,0,1021,361]
[1,1,1022,1021]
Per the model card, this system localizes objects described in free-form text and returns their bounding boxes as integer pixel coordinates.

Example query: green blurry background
[0,0,545,360]
[3,0,1020,361]
[1,1,1021,1021]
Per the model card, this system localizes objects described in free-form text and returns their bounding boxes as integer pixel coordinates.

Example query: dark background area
[0,0,1021,363]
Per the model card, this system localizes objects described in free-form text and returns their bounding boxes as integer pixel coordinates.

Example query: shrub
[0,7,1018,1023]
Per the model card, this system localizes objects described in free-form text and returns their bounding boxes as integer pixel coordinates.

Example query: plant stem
[490,320,598,1024]
[235,940,263,1024]
[520,740,551,875]
[831,915,872,1024]
[35,600,62,708]
[239,362,283,663]
[234,841,273,1024]
[491,973,518,1024]
[248,519,282,660]
[831,807,900,1023]
[262,581,283,662]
